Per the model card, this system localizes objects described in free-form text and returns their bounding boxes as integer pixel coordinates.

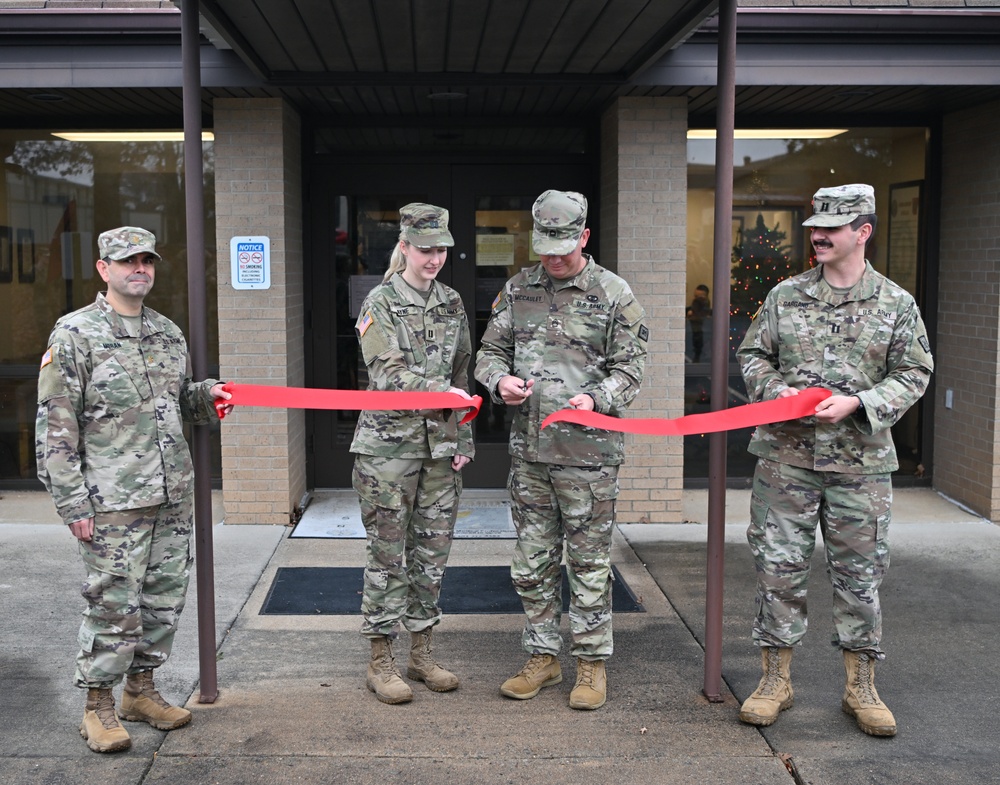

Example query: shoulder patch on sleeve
[637,324,649,343]
[358,310,374,337]
[359,318,392,363]
[491,290,508,313]
[918,335,930,353]
[618,299,644,326]
[37,343,69,403]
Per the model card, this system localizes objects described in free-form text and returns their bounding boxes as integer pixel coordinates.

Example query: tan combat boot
[367,637,414,704]
[407,628,459,692]
[842,650,897,737]
[739,647,794,726]
[120,669,192,730]
[569,658,607,710]
[499,654,562,700]
[80,687,131,753]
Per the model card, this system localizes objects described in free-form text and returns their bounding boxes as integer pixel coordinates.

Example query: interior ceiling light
[52,131,215,142]
[687,129,848,140]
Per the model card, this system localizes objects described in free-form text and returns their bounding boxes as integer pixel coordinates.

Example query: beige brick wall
[214,98,306,524]
[600,97,688,523]
[935,99,1000,521]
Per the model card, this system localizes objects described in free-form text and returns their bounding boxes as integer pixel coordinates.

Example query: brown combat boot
[842,650,897,737]
[80,687,131,753]
[407,628,459,692]
[367,637,413,704]
[121,669,192,730]
[500,654,562,700]
[739,647,794,726]
[569,658,607,710]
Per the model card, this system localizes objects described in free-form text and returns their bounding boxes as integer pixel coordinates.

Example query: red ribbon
[541,387,832,435]
[218,383,483,425]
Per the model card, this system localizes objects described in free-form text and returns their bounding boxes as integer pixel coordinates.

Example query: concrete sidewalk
[1,488,998,785]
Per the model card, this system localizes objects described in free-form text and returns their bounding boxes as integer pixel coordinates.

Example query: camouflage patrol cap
[532,190,588,255]
[399,203,454,248]
[98,226,161,261]
[802,184,876,227]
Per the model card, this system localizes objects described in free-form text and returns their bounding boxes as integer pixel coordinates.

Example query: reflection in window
[329,196,422,447]
[473,197,536,443]
[0,132,217,484]
[684,127,928,482]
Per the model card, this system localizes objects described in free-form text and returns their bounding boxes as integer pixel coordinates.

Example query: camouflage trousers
[353,454,462,639]
[748,458,892,659]
[508,458,618,661]
[75,497,194,688]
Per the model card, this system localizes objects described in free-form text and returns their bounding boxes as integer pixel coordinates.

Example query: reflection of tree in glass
[8,139,92,179]
[7,139,217,345]
[786,135,895,166]
[8,139,213,180]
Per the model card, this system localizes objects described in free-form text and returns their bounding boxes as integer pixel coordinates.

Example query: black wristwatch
[853,396,865,417]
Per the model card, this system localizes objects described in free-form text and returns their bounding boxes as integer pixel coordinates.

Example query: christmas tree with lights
[730,213,796,320]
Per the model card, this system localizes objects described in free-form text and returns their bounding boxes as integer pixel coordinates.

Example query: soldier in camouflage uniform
[475,190,647,710]
[736,185,934,737]
[351,203,475,705]
[35,227,231,753]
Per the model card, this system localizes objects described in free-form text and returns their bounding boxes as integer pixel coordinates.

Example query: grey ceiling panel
[1,1,999,135]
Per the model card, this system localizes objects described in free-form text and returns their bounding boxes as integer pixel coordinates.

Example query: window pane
[0,131,218,484]
[473,196,536,443]
[684,127,928,481]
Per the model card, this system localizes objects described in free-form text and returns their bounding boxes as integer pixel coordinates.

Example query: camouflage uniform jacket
[350,273,474,460]
[36,292,219,525]
[475,255,647,466]
[737,262,934,474]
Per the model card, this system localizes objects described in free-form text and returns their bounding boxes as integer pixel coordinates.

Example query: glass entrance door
[448,164,592,486]
[306,162,592,488]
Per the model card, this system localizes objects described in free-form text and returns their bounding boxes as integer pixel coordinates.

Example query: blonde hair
[382,232,407,282]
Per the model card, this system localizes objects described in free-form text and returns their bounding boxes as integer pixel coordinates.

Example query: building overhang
[0,4,998,126]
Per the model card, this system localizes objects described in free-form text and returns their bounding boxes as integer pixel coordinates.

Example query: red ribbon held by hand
[217,383,482,425]
[541,387,832,435]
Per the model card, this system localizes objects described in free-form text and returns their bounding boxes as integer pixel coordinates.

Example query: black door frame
[304,158,594,489]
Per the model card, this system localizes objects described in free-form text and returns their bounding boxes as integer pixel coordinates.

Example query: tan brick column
[600,97,688,523]
[935,99,1000,521]
[214,98,306,524]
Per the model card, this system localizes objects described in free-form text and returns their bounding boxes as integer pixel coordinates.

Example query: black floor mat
[260,565,645,615]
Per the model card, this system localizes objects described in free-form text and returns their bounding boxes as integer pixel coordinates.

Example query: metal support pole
[704,0,738,703]
[181,0,218,704]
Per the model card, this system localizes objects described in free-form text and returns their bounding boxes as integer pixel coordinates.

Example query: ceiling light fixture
[52,131,215,142]
[687,129,848,140]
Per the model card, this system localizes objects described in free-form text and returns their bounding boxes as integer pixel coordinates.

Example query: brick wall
[214,98,306,524]
[600,97,688,523]
[935,99,1000,521]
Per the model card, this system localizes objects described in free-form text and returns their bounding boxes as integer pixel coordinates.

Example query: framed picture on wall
[17,228,35,283]
[0,225,12,283]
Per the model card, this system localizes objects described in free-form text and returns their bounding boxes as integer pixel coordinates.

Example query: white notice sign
[230,236,271,290]
[476,233,515,266]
